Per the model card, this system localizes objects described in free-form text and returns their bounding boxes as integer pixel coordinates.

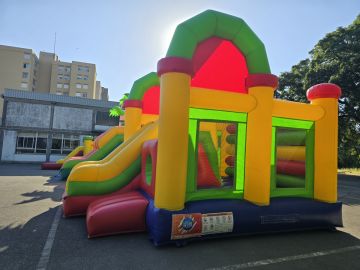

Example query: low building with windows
[0,89,119,162]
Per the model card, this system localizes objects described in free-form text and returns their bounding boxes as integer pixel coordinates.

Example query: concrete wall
[1,130,17,161]
[94,125,113,132]
[1,129,46,162]
[53,106,92,131]
[49,154,66,162]
[6,102,51,128]
[13,154,45,162]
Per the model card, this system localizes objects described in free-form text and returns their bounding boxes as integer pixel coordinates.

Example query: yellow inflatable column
[154,57,193,211]
[123,100,142,141]
[83,136,94,155]
[306,83,342,203]
[244,74,278,206]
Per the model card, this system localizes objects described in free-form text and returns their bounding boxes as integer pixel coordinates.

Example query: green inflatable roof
[128,72,159,101]
[166,10,271,74]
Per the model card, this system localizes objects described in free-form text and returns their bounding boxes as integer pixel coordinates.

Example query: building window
[77,65,89,73]
[57,75,63,80]
[57,83,63,89]
[23,63,30,69]
[95,111,120,126]
[63,83,69,89]
[63,75,70,80]
[77,75,82,80]
[22,72,29,79]
[36,134,48,154]
[83,75,88,80]
[55,91,63,95]
[75,92,87,98]
[65,66,71,73]
[16,134,35,153]
[83,84,88,89]
[20,82,28,88]
[23,53,31,60]
[76,83,82,89]
[16,132,48,154]
[51,134,80,155]
[57,65,65,73]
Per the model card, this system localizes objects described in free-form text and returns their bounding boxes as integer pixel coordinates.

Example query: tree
[109,93,129,117]
[277,15,360,167]
[276,59,310,102]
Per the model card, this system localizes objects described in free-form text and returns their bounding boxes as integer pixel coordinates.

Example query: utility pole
[53,32,57,54]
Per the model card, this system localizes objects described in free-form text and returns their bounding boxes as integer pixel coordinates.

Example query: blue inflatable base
[146,198,342,246]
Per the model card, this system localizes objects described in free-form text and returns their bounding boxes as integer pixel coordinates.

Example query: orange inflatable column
[154,57,193,211]
[306,83,341,203]
[123,100,142,141]
[244,74,278,206]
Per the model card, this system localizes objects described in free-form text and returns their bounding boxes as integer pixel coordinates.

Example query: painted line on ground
[207,245,360,270]
[36,206,62,270]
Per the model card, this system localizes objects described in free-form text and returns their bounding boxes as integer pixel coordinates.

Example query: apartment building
[95,81,109,101]
[100,87,109,101]
[0,45,109,122]
[0,45,39,122]
[49,60,97,98]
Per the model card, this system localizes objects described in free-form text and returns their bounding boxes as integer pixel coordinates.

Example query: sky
[0,0,359,101]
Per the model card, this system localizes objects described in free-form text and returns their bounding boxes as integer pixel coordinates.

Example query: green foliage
[276,59,310,102]
[109,106,124,117]
[277,15,360,168]
[109,93,129,117]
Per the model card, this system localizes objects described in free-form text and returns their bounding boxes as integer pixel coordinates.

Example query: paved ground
[0,163,359,270]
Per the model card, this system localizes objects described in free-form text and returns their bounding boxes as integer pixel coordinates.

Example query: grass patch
[338,168,360,176]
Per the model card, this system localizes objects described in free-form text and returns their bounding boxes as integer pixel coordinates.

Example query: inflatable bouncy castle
[41,136,94,170]
[63,10,342,246]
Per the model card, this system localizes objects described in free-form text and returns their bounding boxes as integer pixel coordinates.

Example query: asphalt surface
[0,163,359,270]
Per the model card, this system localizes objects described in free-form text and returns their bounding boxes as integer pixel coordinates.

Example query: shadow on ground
[15,177,65,205]
[0,207,60,270]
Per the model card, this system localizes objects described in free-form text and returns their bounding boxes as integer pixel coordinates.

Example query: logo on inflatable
[171,213,202,239]
[179,216,196,232]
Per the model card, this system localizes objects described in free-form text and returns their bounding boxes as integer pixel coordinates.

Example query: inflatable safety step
[86,191,149,238]
[41,162,62,170]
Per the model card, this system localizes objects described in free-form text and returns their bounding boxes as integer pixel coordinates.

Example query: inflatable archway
[166,10,270,73]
